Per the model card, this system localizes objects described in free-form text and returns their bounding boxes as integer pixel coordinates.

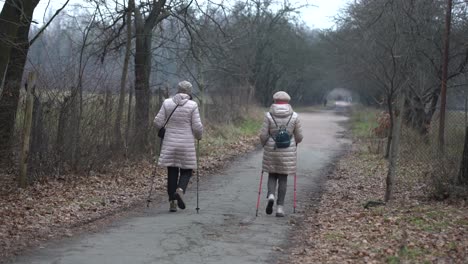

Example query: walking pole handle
[196,140,200,213]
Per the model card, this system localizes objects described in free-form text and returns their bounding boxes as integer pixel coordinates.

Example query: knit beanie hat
[273,91,291,102]
[177,80,192,95]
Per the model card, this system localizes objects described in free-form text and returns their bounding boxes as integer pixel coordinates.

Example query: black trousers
[167,167,192,201]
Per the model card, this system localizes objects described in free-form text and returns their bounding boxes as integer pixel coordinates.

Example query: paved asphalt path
[9,111,350,264]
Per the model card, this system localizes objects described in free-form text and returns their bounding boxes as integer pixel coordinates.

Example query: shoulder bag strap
[286,113,294,126]
[263,113,273,147]
[269,112,279,128]
[163,104,180,128]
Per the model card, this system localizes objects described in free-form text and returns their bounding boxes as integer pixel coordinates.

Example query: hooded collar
[172,93,191,106]
[270,103,293,117]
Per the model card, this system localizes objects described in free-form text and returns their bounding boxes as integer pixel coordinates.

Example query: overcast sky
[299,0,349,28]
[2,0,350,29]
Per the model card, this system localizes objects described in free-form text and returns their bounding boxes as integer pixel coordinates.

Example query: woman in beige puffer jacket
[259,91,303,217]
[154,81,203,212]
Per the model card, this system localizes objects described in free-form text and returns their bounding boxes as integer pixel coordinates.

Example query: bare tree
[0,0,69,163]
[0,0,40,163]
[114,0,134,150]
[132,0,171,151]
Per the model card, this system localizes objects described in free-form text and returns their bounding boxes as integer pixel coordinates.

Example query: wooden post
[18,72,37,188]
[125,85,133,154]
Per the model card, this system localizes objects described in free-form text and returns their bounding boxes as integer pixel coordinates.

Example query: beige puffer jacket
[154,93,203,169]
[259,104,303,175]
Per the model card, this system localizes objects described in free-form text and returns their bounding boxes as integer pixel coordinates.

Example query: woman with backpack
[259,91,303,217]
[154,81,203,212]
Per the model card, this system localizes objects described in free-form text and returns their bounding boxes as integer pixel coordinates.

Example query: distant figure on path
[154,81,203,212]
[259,91,303,217]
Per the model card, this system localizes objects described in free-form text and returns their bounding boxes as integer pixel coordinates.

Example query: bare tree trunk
[18,72,36,188]
[56,96,71,170]
[439,0,453,152]
[458,125,468,185]
[459,94,468,186]
[247,83,255,110]
[385,91,405,202]
[0,0,39,163]
[71,14,95,170]
[132,0,168,153]
[133,8,152,152]
[104,88,111,147]
[158,87,163,106]
[70,89,80,170]
[197,57,206,122]
[0,37,27,163]
[385,94,394,159]
[114,0,133,150]
[0,0,23,84]
[125,86,133,154]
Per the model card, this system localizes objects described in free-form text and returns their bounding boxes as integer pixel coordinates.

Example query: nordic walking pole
[293,173,297,213]
[294,143,298,213]
[196,140,200,214]
[147,139,162,207]
[255,170,264,217]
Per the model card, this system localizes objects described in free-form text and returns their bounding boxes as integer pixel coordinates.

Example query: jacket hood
[172,93,191,106]
[270,103,293,117]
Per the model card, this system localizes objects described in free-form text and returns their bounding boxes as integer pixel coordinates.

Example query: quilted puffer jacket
[259,103,303,175]
[154,93,203,169]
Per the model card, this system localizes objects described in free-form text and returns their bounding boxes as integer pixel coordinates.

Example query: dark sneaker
[174,188,186,209]
[266,194,275,215]
[169,200,177,212]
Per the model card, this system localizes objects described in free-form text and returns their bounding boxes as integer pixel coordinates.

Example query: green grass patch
[454,218,468,226]
[406,214,450,232]
[350,107,379,138]
[386,255,400,264]
[399,246,428,260]
[323,231,346,241]
[386,246,430,263]
[199,114,263,156]
[237,117,262,135]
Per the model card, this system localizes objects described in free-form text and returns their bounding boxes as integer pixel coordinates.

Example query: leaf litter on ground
[0,135,258,261]
[287,142,467,264]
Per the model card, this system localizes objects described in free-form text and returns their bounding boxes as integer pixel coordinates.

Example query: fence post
[18,72,37,188]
